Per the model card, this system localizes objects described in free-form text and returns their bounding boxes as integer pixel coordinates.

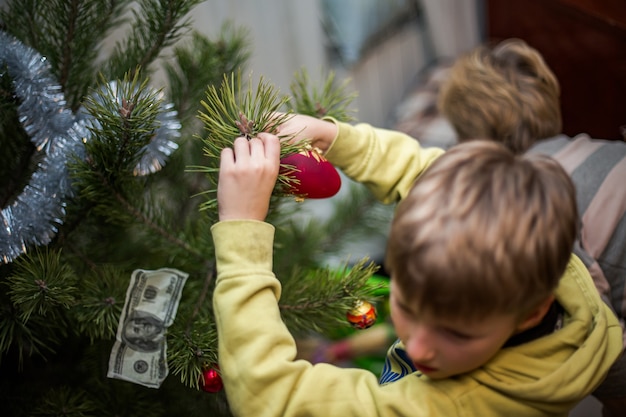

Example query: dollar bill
[107,268,188,388]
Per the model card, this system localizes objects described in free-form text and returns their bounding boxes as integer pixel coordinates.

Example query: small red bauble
[346,300,377,330]
[279,149,341,199]
[200,365,223,393]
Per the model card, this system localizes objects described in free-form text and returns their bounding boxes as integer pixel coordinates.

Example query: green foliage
[273,184,393,273]
[71,265,126,342]
[198,72,290,153]
[279,258,385,336]
[193,72,302,210]
[104,0,205,82]
[0,294,61,366]
[80,72,162,184]
[164,24,252,130]
[31,386,97,417]
[6,249,77,322]
[0,0,132,110]
[168,320,219,389]
[287,68,358,121]
[0,1,387,416]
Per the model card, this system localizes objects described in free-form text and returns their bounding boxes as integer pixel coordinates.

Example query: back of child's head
[385,140,577,321]
[438,38,562,154]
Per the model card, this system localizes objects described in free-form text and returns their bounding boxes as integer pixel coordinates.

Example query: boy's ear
[515,294,556,332]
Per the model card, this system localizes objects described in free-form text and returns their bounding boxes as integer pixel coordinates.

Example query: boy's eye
[443,328,474,340]
[393,298,417,317]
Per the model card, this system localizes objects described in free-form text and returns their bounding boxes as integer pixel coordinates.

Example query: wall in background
[487,0,626,140]
[186,0,327,96]
[420,0,483,60]
[0,0,482,127]
[187,0,431,127]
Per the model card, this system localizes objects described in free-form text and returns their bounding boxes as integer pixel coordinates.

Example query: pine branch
[164,24,251,130]
[0,0,42,44]
[168,321,218,389]
[193,71,302,210]
[65,69,216,270]
[80,71,164,181]
[31,386,96,417]
[112,186,205,259]
[105,0,204,81]
[0,0,133,110]
[317,183,393,255]
[6,249,77,323]
[70,265,126,342]
[74,71,164,211]
[61,174,207,272]
[287,68,358,121]
[278,259,384,336]
[165,265,219,389]
[0,298,58,366]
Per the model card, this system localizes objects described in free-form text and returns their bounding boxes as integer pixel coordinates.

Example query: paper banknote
[107,268,188,388]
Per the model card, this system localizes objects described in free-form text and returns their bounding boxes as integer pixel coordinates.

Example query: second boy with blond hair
[439,38,626,415]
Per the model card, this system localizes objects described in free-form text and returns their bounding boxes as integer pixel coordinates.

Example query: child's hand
[276,113,338,153]
[217,133,280,222]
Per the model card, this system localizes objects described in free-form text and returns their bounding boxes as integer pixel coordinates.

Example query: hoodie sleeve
[323,119,445,204]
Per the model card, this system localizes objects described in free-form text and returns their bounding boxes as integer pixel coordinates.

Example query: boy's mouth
[413,362,437,373]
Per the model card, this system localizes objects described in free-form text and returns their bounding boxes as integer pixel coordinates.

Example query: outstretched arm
[274,113,445,204]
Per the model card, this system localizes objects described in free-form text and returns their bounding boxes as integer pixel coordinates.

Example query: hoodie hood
[467,255,623,414]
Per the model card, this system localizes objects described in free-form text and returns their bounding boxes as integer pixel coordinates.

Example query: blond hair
[385,140,577,320]
[439,39,561,154]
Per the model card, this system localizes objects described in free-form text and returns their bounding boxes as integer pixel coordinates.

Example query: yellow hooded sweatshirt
[212,121,623,417]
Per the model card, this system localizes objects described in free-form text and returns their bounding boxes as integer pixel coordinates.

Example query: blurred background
[177,0,624,140]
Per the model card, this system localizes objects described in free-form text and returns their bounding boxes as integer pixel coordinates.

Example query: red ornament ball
[200,365,224,393]
[279,149,341,199]
[346,300,377,329]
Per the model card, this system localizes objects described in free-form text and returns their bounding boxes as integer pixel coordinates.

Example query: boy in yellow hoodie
[211,116,622,416]
[437,39,626,416]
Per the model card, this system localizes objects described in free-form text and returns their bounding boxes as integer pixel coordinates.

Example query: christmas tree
[0,1,390,416]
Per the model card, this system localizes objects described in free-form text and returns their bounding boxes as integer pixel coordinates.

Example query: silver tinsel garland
[0,31,181,263]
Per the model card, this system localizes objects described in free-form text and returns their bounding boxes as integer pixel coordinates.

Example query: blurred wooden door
[486,0,626,140]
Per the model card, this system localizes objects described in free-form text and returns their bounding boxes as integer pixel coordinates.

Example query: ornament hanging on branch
[200,363,224,393]
[346,299,378,330]
[195,72,343,208]
[279,146,341,200]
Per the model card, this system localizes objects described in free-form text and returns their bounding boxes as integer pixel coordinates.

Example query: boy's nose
[405,327,436,363]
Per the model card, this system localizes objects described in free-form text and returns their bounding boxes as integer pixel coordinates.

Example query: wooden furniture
[486,0,626,140]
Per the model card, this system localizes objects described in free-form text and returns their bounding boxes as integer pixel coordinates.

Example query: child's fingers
[257,132,281,162]
[220,147,235,169]
[248,136,265,159]
[232,136,251,161]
